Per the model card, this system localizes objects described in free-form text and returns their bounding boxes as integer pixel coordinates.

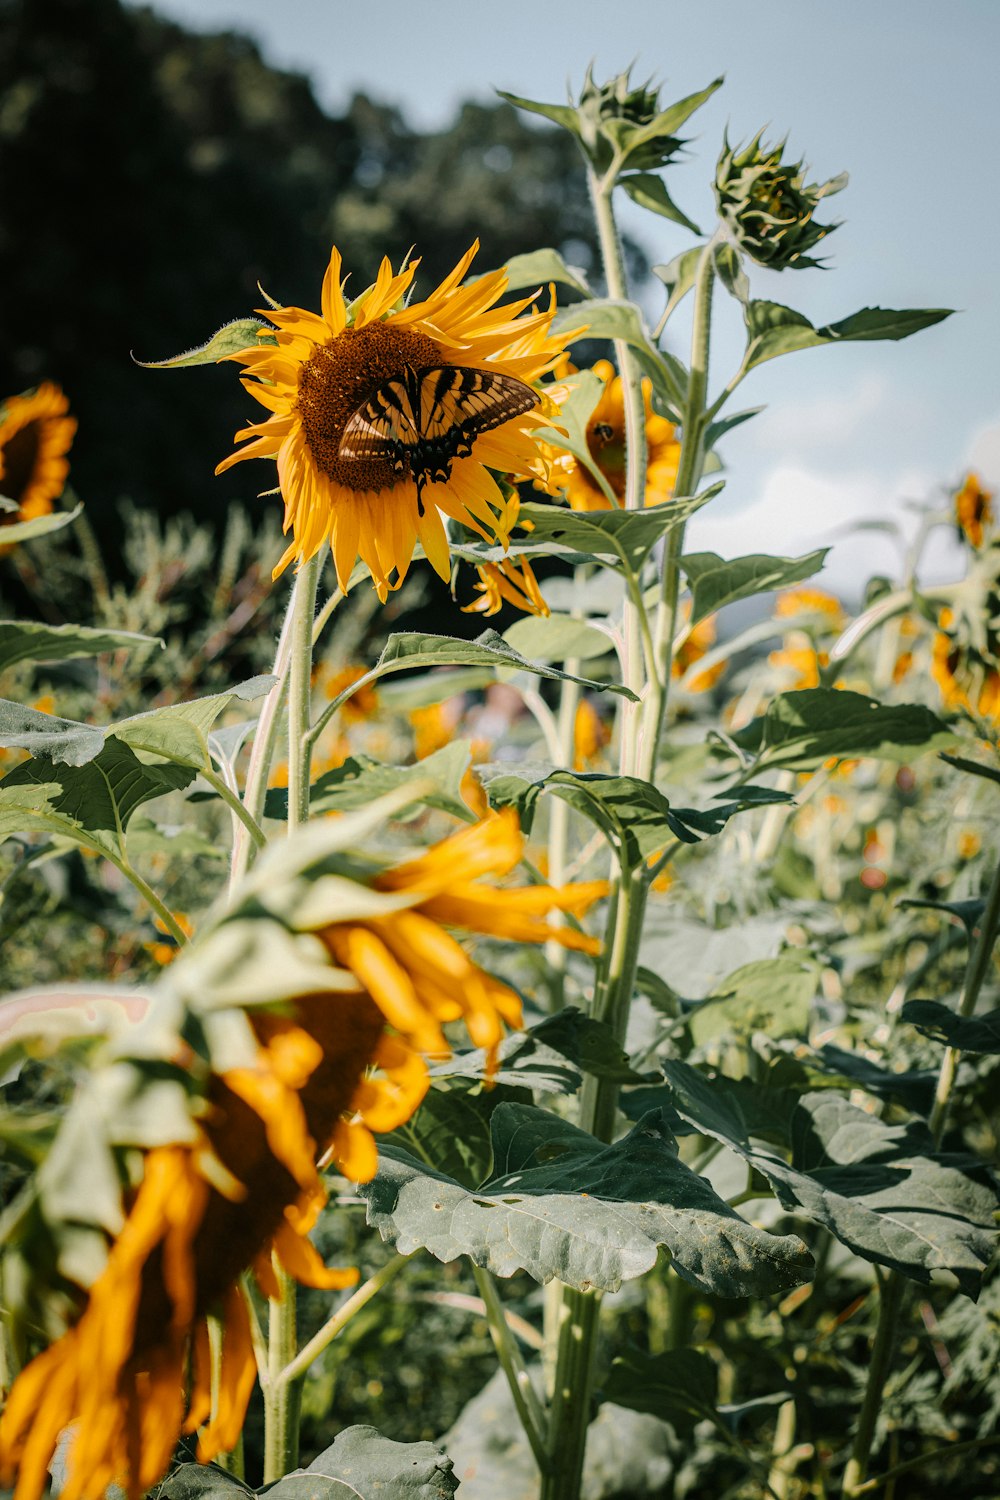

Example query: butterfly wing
[338,366,537,494]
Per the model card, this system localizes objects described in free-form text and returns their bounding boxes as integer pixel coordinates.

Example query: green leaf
[0,678,274,772]
[615,77,723,164]
[135,318,273,369]
[621,173,700,235]
[503,613,612,665]
[377,666,495,711]
[687,956,817,1046]
[681,548,829,624]
[373,628,637,700]
[496,89,581,137]
[112,676,276,770]
[0,503,82,546]
[517,488,721,576]
[712,243,750,305]
[902,1001,1000,1055]
[743,300,953,374]
[264,1427,459,1500]
[495,248,591,298]
[390,1086,509,1190]
[652,246,703,323]
[552,298,686,417]
[530,368,615,506]
[0,741,197,860]
[433,1009,647,1095]
[361,1102,813,1297]
[265,742,475,824]
[481,766,678,864]
[662,1063,1000,1297]
[0,700,104,766]
[154,1463,249,1500]
[731,688,954,771]
[604,1347,718,1435]
[0,621,162,674]
[703,405,765,453]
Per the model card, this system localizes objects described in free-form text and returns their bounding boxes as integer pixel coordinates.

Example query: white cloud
[745,374,894,458]
[967,416,1000,487]
[687,461,965,600]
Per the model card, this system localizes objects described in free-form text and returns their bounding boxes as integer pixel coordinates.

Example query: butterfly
[338,364,537,515]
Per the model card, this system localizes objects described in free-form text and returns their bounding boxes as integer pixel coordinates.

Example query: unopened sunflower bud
[714,131,847,271]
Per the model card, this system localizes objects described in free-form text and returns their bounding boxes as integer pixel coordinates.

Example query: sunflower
[463,553,549,617]
[217,243,568,600]
[0,813,605,1500]
[0,382,76,526]
[931,606,1000,725]
[539,358,680,511]
[954,471,993,549]
[674,611,725,693]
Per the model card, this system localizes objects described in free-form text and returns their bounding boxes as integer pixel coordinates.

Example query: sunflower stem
[207,1313,245,1480]
[277,1253,412,1387]
[230,589,297,885]
[262,555,321,1483]
[473,1266,552,1476]
[641,235,718,780]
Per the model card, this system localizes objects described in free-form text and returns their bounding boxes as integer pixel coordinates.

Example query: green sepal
[135,318,275,368]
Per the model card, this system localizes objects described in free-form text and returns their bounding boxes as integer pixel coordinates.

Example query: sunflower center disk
[297,322,442,492]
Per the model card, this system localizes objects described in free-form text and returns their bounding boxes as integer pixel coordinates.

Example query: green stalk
[474,1267,552,1476]
[262,554,320,1484]
[543,1288,601,1500]
[208,1313,245,1479]
[641,237,717,780]
[278,1253,412,1386]
[843,850,1000,1496]
[230,587,297,885]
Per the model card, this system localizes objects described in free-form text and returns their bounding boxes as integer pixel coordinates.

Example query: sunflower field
[1,49,999,1500]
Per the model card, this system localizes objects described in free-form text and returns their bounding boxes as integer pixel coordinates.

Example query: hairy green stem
[230,587,297,884]
[104,851,189,947]
[929,847,1000,1143]
[262,556,320,1483]
[541,1288,601,1500]
[642,237,717,780]
[200,765,267,856]
[841,1272,906,1497]
[474,1267,552,1475]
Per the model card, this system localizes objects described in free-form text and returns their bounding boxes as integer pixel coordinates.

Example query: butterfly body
[338,364,537,513]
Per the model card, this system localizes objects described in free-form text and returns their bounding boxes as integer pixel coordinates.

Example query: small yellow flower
[957,830,981,860]
[573,698,610,769]
[463,554,549,617]
[773,587,845,626]
[538,359,680,511]
[410,700,460,759]
[0,383,76,530]
[217,242,568,600]
[954,471,993,549]
[932,606,1000,724]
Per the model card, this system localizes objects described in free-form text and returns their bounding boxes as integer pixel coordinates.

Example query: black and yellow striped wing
[338,364,536,509]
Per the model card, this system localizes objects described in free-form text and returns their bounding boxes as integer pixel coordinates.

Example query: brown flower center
[585,414,626,499]
[296,321,442,493]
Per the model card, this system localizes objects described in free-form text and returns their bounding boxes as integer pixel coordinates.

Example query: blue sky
[129,0,999,592]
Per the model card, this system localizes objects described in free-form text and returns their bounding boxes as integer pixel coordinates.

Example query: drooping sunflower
[0,812,606,1500]
[0,383,76,525]
[217,243,569,600]
[539,358,681,511]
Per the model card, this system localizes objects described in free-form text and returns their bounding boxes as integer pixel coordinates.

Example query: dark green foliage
[0,0,609,537]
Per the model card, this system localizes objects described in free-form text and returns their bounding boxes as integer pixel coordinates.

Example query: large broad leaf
[0,621,162,673]
[158,1429,457,1500]
[432,1008,647,1096]
[902,1000,1000,1055]
[680,549,829,625]
[731,688,954,771]
[742,300,952,373]
[372,628,637,700]
[264,1428,458,1500]
[265,742,475,824]
[112,676,276,769]
[495,247,591,298]
[0,678,274,771]
[504,613,613,665]
[662,1062,1000,1298]
[135,318,273,368]
[361,1101,813,1298]
[653,246,703,323]
[517,488,722,576]
[687,956,818,1046]
[0,741,196,860]
[552,298,687,417]
[603,1347,718,1435]
[482,765,789,860]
